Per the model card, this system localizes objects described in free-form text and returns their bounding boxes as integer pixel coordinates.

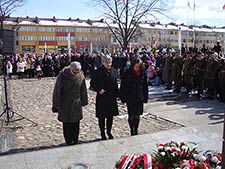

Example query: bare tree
[0,0,25,29]
[90,0,167,49]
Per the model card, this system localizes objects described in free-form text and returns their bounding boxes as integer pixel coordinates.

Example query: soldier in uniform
[204,52,218,99]
[162,49,173,90]
[193,52,205,98]
[182,52,193,94]
[172,51,183,92]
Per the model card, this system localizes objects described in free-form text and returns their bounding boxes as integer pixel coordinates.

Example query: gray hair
[70,61,82,71]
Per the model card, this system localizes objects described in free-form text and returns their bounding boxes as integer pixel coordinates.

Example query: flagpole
[68,32,71,57]
[178,27,182,56]
[187,0,190,51]
[44,42,47,53]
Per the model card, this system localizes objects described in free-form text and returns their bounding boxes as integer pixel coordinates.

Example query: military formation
[159,44,225,102]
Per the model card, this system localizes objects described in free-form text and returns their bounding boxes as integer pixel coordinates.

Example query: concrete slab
[0,124,222,169]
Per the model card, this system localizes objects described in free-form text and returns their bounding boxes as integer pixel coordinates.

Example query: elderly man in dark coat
[52,61,88,145]
[90,55,119,140]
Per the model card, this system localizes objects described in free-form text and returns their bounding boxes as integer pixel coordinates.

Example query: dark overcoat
[162,55,173,82]
[120,68,148,116]
[52,67,88,123]
[90,66,119,118]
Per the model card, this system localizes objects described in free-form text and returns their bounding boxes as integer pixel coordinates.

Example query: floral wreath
[115,141,222,169]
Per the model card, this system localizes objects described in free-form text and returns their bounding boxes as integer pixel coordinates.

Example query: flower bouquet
[152,141,222,169]
[115,141,222,169]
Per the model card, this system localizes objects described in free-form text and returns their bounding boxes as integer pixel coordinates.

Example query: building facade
[3,16,225,54]
[4,17,110,54]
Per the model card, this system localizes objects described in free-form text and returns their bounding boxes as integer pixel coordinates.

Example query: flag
[187,0,191,10]
[223,4,225,10]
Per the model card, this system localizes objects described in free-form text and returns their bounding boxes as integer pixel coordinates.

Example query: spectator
[17,57,26,79]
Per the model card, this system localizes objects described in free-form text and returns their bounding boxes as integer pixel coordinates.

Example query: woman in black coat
[120,58,148,136]
[90,55,119,140]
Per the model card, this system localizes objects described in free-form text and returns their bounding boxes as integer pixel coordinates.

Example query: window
[19,36,37,41]
[58,27,74,32]
[76,37,88,41]
[39,27,55,32]
[58,36,75,41]
[19,26,36,32]
[39,36,55,41]
[75,28,91,33]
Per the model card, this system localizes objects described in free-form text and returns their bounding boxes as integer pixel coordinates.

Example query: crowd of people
[0,41,224,102]
[0,41,224,145]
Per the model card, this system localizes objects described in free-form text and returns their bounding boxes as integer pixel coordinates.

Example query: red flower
[135,158,140,164]
[158,163,164,169]
[200,163,208,169]
[152,157,157,164]
[180,142,185,145]
[130,164,135,169]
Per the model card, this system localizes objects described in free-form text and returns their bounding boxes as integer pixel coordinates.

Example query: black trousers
[128,115,140,135]
[63,121,80,145]
[98,117,113,139]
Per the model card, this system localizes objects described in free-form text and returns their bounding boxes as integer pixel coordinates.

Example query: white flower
[199,156,207,162]
[194,154,206,162]
[181,145,189,151]
[160,152,166,156]
[171,152,176,157]
[176,141,181,147]
[158,146,163,150]
[165,146,171,151]
[211,156,218,163]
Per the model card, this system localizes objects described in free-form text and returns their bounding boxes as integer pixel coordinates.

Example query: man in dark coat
[162,51,173,90]
[182,52,193,94]
[193,52,205,98]
[172,51,183,92]
[120,58,148,136]
[90,55,119,140]
[52,61,88,145]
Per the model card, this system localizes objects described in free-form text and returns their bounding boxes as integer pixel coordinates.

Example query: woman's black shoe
[107,132,114,139]
[101,133,107,140]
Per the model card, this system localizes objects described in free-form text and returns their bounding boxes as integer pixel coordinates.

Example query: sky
[11,0,225,27]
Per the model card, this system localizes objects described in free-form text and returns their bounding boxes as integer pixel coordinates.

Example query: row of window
[19,36,108,42]
[19,26,108,33]
[143,37,218,44]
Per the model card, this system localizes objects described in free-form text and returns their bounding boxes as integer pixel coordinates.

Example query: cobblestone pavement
[0,78,181,154]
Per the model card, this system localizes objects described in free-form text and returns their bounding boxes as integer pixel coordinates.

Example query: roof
[3,16,225,33]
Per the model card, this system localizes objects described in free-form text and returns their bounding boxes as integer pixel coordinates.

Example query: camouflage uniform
[182,55,193,93]
[204,57,218,99]
[172,54,183,92]
[193,55,205,97]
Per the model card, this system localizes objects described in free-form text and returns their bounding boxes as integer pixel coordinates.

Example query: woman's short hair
[102,54,112,64]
